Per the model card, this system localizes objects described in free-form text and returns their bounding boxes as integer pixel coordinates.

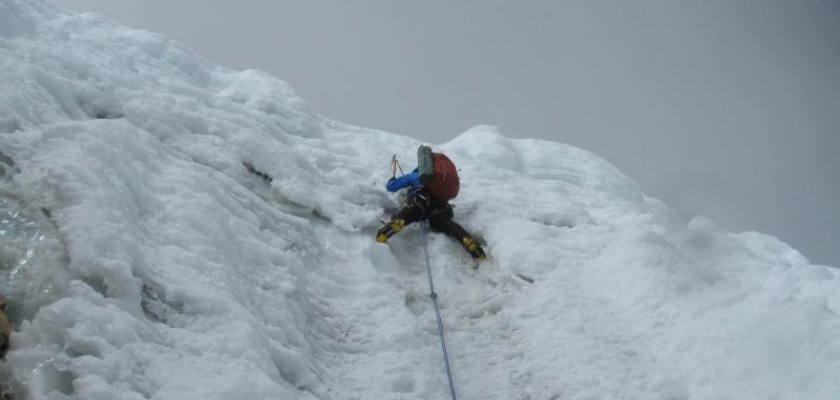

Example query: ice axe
[390,154,404,179]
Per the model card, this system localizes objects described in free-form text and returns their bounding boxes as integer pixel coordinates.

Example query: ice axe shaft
[390,154,404,179]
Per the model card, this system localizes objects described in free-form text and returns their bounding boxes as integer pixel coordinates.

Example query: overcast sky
[53,0,840,267]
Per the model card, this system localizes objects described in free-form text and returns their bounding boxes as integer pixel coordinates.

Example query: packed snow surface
[1,1,839,399]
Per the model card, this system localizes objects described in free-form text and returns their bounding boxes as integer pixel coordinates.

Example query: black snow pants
[393,190,471,242]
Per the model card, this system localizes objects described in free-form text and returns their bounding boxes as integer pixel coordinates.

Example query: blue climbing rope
[421,222,458,400]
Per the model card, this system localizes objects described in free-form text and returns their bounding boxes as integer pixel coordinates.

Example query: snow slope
[1,1,839,399]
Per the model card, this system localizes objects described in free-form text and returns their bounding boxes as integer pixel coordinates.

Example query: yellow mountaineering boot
[376,219,406,243]
[461,237,487,260]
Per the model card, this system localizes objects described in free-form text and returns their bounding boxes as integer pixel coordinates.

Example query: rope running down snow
[421,221,459,400]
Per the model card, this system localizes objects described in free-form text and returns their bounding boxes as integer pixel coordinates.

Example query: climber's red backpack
[417,145,460,201]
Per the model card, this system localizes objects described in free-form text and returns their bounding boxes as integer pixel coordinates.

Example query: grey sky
[53,0,840,267]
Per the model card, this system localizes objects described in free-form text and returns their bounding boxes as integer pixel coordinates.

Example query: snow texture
[0,1,839,399]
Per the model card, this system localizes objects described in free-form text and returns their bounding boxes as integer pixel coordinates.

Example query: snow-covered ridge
[1,1,839,399]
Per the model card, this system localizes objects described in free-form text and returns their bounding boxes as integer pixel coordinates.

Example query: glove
[386,177,397,192]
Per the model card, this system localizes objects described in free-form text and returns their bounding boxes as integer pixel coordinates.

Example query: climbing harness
[421,221,458,400]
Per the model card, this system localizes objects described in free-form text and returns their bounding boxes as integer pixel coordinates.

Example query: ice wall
[1,1,839,399]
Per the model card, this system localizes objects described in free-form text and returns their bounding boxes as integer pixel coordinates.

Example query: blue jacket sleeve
[386,168,420,192]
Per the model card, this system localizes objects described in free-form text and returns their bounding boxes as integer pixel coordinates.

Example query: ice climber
[377,145,487,260]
